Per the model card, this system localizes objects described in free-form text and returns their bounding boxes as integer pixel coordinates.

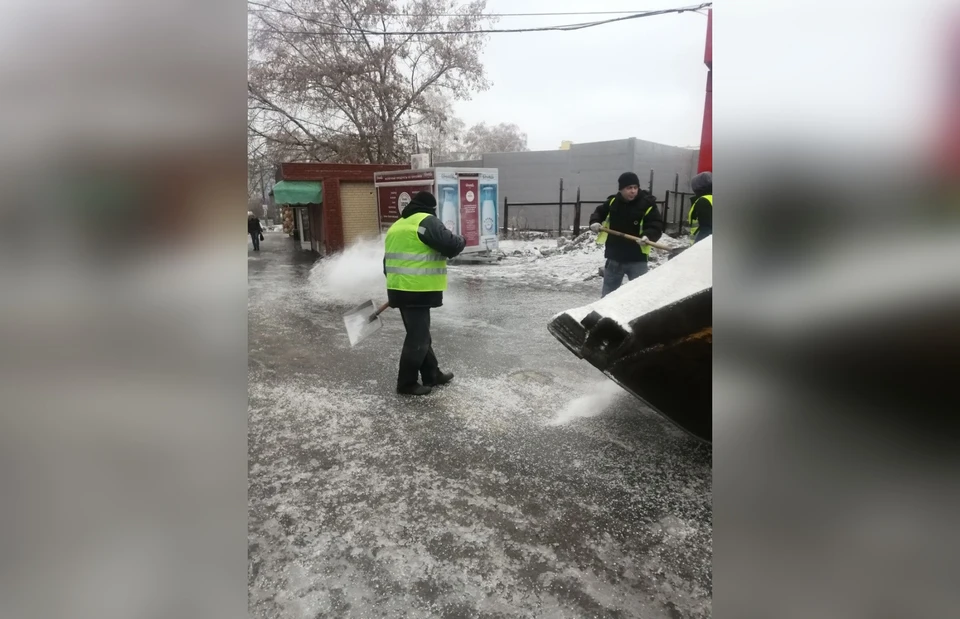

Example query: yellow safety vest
[384,212,448,292]
[688,194,713,241]
[596,197,655,256]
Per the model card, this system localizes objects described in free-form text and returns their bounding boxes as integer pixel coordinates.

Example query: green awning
[273,180,322,205]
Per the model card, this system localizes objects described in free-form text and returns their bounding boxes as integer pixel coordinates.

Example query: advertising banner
[374,170,436,184]
[479,170,499,250]
[458,177,480,248]
[437,184,459,234]
[377,183,432,226]
[376,167,498,255]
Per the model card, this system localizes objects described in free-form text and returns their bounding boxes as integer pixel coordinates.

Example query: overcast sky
[453,0,710,151]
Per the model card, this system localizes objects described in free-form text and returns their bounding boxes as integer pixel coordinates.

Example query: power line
[249,8,682,18]
[249,3,711,36]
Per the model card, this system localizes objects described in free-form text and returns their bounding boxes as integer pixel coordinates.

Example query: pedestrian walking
[248,211,264,251]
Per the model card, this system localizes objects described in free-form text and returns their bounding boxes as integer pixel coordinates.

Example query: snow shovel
[343,300,391,347]
[599,227,675,251]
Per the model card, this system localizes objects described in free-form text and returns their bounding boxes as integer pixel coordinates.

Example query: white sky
[1,0,949,160]
[715,0,943,157]
[453,0,710,150]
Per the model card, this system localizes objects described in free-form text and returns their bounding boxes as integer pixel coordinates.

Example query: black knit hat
[691,171,712,195]
[410,190,437,208]
[618,172,641,190]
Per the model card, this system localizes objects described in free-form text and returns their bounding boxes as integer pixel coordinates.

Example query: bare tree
[248,0,494,164]
[247,127,274,204]
[247,125,302,210]
[462,121,528,158]
[413,93,467,160]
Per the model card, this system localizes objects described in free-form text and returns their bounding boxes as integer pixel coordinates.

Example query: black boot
[397,383,432,396]
[426,371,454,387]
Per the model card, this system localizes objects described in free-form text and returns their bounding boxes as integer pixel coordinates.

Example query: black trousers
[397,307,440,388]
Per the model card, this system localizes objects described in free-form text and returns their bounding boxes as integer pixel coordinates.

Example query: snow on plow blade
[548,237,712,442]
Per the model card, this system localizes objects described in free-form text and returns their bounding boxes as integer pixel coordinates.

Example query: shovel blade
[343,300,383,347]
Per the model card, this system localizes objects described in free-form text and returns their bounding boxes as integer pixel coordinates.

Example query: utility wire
[249,8,682,18]
[249,3,711,36]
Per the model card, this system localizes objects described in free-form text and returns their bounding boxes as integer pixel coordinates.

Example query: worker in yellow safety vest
[687,171,712,243]
[588,172,665,297]
[384,191,466,396]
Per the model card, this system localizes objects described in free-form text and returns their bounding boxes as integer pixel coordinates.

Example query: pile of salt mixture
[497,231,689,282]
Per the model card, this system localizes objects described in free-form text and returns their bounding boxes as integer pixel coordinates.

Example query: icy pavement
[249,231,712,618]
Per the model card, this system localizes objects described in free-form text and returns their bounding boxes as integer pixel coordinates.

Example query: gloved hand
[636,236,649,246]
[589,223,601,233]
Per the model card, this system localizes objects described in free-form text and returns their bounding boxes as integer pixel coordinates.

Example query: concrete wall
[437,138,698,232]
[635,139,700,198]
[340,181,379,245]
[439,159,482,168]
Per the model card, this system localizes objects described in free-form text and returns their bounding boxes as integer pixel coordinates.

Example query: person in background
[383,191,466,396]
[687,171,713,243]
[248,211,264,251]
[589,171,664,297]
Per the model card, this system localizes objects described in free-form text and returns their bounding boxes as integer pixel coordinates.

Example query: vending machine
[374,167,500,256]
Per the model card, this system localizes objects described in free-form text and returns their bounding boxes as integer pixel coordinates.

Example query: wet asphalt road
[248,231,712,618]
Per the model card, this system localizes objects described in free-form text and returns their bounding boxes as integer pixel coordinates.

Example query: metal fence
[502,171,696,238]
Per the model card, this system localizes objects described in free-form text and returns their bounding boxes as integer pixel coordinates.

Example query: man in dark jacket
[383,191,466,396]
[248,211,264,251]
[687,171,713,243]
[589,172,664,297]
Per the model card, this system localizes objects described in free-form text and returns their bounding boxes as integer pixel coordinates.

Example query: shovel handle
[368,301,391,323]
[599,227,674,251]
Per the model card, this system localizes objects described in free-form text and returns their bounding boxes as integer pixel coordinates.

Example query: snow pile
[500,231,600,260]
[455,232,689,287]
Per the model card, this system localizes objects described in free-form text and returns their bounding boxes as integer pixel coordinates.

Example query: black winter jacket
[384,201,466,308]
[589,190,663,263]
[248,217,263,235]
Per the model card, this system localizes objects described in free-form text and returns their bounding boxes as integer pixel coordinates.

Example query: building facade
[272,162,408,254]
[437,137,699,231]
